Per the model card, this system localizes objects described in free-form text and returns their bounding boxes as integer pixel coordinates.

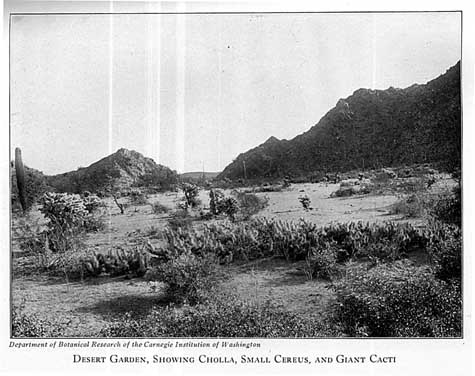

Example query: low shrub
[100,293,337,337]
[331,262,462,337]
[167,209,193,231]
[128,189,149,206]
[389,193,431,218]
[12,305,64,337]
[150,202,169,214]
[305,243,340,280]
[426,221,462,282]
[232,191,268,220]
[431,184,461,227]
[145,253,218,305]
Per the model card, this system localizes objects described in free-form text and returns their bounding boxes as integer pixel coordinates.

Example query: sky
[10,12,461,174]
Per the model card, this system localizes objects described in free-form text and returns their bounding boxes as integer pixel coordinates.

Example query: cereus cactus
[14,147,27,212]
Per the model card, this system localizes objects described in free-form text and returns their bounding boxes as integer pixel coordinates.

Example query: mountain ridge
[218,61,461,180]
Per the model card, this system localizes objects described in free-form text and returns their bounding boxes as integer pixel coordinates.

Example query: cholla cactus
[209,189,225,215]
[82,194,102,213]
[40,192,89,229]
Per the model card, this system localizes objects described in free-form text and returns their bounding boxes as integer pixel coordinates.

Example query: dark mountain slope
[219,61,461,180]
[47,148,178,194]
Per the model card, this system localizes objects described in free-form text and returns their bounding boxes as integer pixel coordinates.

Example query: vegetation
[100,293,336,338]
[150,202,170,214]
[330,262,461,337]
[12,304,64,337]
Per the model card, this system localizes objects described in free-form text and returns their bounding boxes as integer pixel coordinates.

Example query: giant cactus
[14,147,27,212]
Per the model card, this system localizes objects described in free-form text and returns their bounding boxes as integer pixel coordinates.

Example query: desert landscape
[9,13,461,339]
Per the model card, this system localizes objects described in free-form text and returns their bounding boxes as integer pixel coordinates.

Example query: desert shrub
[100,293,337,337]
[299,195,311,210]
[12,305,65,338]
[151,202,169,214]
[254,184,283,193]
[305,243,340,280]
[389,193,430,218]
[331,262,462,337]
[426,221,461,282]
[431,184,461,227]
[128,189,149,206]
[167,209,193,231]
[331,182,373,197]
[145,253,218,305]
[232,190,269,220]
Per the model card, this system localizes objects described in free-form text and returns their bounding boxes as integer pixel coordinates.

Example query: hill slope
[219,62,461,180]
[47,148,178,194]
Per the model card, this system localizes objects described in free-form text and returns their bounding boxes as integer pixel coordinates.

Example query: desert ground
[11,174,457,337]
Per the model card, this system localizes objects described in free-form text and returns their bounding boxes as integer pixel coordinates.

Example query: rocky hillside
[47,148,178,194]
[219,61,461,180]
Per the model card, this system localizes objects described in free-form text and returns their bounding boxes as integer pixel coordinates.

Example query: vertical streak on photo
[371,14,377,89]
[217,17,223,171]
[108,5,114,156]
[155,12,161,165]
[146,14,154,161]
[107,3,114,237]
[176,7,186,173]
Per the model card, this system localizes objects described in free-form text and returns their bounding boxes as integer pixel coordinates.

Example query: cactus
[14,147,27,212]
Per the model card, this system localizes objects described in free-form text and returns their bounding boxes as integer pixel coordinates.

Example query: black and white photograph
[1,1,473,375]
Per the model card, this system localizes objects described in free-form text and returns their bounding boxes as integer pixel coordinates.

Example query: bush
[232,191,269,220]
[151,202,169,214]
[128,189,149,206]
[167,209,193,231]
[305,243,340,280]
[426,221,461,281]
[331,262,462,337]
[12,305,64,337]
[145,253,218,305]
[431,184,461,227]
[100,293,336,337]
[389,193,429,218]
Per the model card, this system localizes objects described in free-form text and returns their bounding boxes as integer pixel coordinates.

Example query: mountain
[218,61,461,180]
[179,171,220,181]
[46,148,178,194]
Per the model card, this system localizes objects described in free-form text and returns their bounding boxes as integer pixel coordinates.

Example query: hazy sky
[10,12,461,174]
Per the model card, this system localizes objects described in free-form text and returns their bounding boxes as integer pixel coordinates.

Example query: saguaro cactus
[14,147,27,212]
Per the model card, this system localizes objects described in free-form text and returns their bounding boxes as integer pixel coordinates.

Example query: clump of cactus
[158,217,435,277]
[180,183,201,209]
[209,188,239,221]
[81,247,150,278]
